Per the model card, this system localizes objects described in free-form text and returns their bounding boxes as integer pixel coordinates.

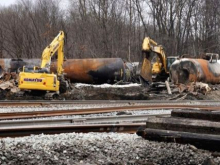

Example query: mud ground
[67,83,220,101]
[1,83,220,100]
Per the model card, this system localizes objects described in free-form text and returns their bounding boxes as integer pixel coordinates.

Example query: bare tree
[0,0,219,60]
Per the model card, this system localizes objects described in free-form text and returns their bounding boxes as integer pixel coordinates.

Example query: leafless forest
[0,0,218,61]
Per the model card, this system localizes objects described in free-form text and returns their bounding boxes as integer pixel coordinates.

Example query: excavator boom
[41,31,64,75]
[140,37,177,83]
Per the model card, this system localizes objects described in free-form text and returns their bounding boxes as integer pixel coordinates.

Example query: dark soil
[2,83,220,100]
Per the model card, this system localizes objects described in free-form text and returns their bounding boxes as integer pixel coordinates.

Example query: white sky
[0,0,17,6]
[0,0,69,8]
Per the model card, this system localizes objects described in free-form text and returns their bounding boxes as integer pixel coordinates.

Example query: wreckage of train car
[0,58,136,84]
[170,53,220,84]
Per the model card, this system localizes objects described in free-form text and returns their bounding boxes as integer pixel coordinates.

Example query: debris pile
[0,72,19,94]
[174,82,211,95]
[147,80,213,100]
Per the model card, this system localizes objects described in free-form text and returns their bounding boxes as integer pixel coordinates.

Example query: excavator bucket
[140,52,152,85]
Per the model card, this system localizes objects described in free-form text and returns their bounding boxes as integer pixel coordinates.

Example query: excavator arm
[140,37,168,84]
[41,31,64,76]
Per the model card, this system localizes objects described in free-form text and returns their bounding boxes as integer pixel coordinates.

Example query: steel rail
[0,113,170,127]
[0,104,219,120]
[0,123,145,138]
[0,100,220,106]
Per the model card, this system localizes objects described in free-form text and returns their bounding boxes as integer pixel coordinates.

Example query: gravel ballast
[0,132,219,165]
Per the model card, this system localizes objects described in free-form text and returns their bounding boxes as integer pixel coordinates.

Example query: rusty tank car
[51,58,126,84]
[170,58,220,84]
[0,58,127,84]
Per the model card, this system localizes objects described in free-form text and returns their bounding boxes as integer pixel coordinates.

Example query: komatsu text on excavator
[18,31,69,99]
[140,37,177,84]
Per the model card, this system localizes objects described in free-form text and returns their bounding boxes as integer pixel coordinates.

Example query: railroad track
[0,123,145,138]
[0,104,219,120]
[0,114,170,138]
[0,113,170,127]
[0,100,220,106]
[0,100,220,138]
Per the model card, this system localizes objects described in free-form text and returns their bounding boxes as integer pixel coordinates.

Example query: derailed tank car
[0,58,128,84]
[51,58,126,84]
[170,58,220,84]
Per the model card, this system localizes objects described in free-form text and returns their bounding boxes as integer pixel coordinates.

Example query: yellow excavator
[140,37,177,84]
[18,31,69,98]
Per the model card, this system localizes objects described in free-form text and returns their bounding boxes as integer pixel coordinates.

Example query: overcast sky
[0,0,17,6]
[0,0,69,8]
